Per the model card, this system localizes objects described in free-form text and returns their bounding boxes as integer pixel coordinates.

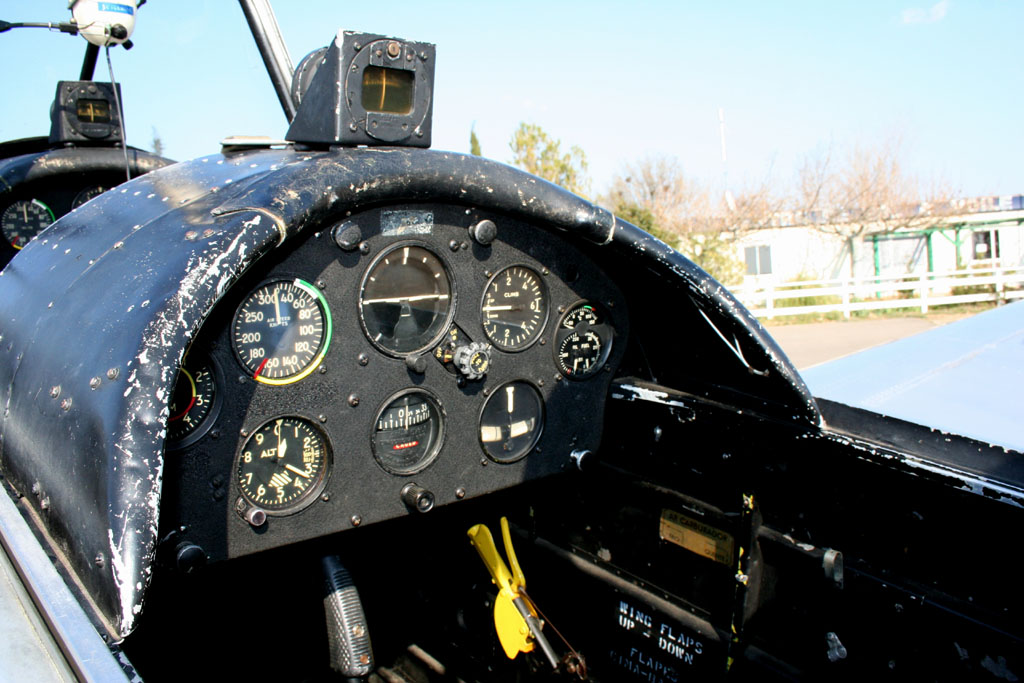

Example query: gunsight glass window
[362,66,414,114]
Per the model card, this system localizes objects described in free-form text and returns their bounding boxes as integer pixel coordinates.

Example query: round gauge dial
[479,381,544,463]
[232,279,332,385]
[237,416,329,513]
[372,389,444,475]
[71,186,108,209]
[555,302,613,380]
[167,355,218,446]
[359,244,453,355]
[481,266,548,351]
[2,199,55,249]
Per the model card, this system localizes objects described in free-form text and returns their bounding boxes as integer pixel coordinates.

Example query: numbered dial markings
[2,199,55,249]
[372,390,445,475]
[481,266,548,351]
[359,244,453,355]
[555,302,613,380]
[232,279,332,385]
[479,381,544,463]
[237,417,329,513]
[167,356,218,445]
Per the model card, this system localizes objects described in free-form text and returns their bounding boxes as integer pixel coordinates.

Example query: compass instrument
[481,265,548,351]
[372,389,445,475]
[359,243,453,355]
[231,279,331,385]
[236,416,329,513]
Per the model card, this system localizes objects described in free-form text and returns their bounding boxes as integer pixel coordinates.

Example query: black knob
[469,219,497,246]
[175,543,207,574]
[333,222,363,251]
[405,353,428,374]
[401,483,435,513]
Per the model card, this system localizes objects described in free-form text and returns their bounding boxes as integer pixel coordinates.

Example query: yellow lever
[467,518,560,668]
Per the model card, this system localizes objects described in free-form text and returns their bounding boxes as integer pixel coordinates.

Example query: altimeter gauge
[232,279,332,385]
[481,265,548,351]
[236,416,330,513]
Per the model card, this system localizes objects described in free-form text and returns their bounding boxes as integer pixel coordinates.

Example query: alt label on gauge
[237,416,330,514]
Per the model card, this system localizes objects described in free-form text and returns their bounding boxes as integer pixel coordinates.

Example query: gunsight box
[287,31,435,148]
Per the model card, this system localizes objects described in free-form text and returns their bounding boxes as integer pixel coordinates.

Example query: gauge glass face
[372,390,444,475]
[359,244,453,355]
[237,417,329,513]
[72,186,107,209]
[167,355,218,446]
[232,279,331,385]
[479,381,544,463]
[2,199,55,249]
[481,266,548,351]
[555,302,613,380]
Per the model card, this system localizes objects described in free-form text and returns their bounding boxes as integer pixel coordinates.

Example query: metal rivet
[350,515,361,527]
[455,487,466,499]
[106,368,119,380]
[89,377,101,389]
[184,231,197,241]
[50,386,61,398]
[202,229,215,239]
[60,398,72,411]
[113,241,124,249]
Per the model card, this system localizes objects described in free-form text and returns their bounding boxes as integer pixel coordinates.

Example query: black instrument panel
[161,203,628,561]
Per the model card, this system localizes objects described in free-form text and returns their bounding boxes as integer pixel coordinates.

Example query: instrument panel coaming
[161,202,628,561]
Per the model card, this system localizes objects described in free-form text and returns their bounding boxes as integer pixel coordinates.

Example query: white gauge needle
[285,464,310,479]
[362,293,450,304]
[481,305,515,311]
[506,385,515,414]
[277,422,287,460]
[274,288,282,325]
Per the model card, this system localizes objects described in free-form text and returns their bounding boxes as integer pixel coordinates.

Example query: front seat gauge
[359,243,453,355]
[479,380,544,463]
[481,265,548,352]
[372,389,445,475]
[232,279,332,385]
[554,302,613,380]
[236,416,330,514]
[167,354,219,447]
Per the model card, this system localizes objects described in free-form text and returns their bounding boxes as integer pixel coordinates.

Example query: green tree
[508,122,589,196]
[469,125,482,156]
[151,127,165,157]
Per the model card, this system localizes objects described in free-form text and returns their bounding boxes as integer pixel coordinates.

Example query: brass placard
[659,509,734,565]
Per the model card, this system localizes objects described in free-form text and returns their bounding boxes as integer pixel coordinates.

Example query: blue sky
[2,1,1021,199]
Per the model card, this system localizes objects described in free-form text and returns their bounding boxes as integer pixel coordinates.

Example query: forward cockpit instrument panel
[162,202,628,561]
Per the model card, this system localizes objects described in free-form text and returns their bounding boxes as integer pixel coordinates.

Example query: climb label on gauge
[236,416,330,513]
[232,279,332,385]
[481,265,548,351]
[372,389,445,475]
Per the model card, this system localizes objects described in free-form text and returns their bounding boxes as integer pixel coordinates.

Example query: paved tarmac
[763,313,972,370]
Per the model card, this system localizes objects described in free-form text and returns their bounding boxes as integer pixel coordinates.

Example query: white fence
[732,266,1024,319]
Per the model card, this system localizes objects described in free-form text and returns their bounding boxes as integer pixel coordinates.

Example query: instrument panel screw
[319,365,327,374]
[349,122,358,131]
[482,387,490,396]
[484,270,493,278]
[538,379,545,387]
[358,353,370,366]
[240,429,249,437]
[539,338,546,345]
[542,267,549,276]
[456,487,466,499]
[89,377,101,389]
[359,241,370,255]
[317,280,326,289]
[320,413,329,422]
[321,492,330,502]
[106,368,119,380]
[350,515,362,527]
[50,386,61,398]
[558,305,566,314]
[555,374,562,381]
[348,394,359,407]
[449,239,460,252]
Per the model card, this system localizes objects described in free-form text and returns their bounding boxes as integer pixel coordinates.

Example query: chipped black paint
[0,145,814,638]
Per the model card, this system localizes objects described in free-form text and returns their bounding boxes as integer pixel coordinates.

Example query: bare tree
[796,137,957,275]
